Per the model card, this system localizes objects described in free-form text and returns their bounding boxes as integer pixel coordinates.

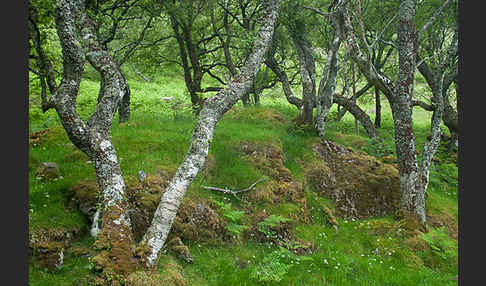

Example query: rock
[29,226,83,271]
[36,162,59,180]
[160,96,175,102]
[238,140,294,183]
[171,200,228,243]
[67,180,99,219]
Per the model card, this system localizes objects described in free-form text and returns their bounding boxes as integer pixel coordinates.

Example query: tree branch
[202,178,267,200]
[418,0,452,41]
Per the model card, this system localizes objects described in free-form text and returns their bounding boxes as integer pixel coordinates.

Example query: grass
[28,68,458,285]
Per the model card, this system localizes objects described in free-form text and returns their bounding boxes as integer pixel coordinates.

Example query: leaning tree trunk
[53,0,136,275]
[333,93,379,139]
[141,0,280,268]
[335,83,373,121]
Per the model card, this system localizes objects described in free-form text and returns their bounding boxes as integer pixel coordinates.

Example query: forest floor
[28,67,458,285]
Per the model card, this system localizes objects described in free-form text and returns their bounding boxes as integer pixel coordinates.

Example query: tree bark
[333,93,379,139]
[289,19,316,125]
[374,87,381,128]
[265,35,303,109]
[141,0,280,269]
[341,0,449,227]
[117,71,131,123]
[53,0,135,274]
[391,0,431,225]
[28,4,58,112]
[335,82,373,121]
[315,7,343,142]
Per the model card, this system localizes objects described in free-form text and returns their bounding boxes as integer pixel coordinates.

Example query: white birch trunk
[141,0,280,268]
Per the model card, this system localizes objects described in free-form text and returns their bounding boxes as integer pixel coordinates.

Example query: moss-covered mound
[238,140,294,183]
[29,226,84,271]
[227,107,287,126]
[306,140,401,219]
[29,128,51,147]
[237,140,309,223]
[171,199,229,244]
[67,168,228,245]
[125,169,174,242]
[125,262,188,286]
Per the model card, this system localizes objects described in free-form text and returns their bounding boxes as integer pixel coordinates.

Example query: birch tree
[140,0,280,268]
[341,0,454,227]
[51,0,136,274]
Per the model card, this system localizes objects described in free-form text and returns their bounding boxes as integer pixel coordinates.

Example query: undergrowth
[28,68,458,286]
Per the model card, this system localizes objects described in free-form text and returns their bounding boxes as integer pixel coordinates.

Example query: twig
[202,178,268,200]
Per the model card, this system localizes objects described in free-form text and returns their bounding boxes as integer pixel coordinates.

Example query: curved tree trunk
[54,0,135,275]
[265,38,302,109]
[141,0,280,268]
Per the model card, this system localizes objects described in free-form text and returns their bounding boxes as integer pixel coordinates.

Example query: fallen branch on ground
[202,178,268,200]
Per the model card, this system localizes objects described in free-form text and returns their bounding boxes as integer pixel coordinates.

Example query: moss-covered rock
[306,140,401,219]
[228,107,287,126]
[68,180,99,218]
[427,212,458,240]
[68,169,228,246]
[35,162,60,180]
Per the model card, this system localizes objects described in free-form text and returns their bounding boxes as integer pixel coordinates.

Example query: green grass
[28,68,458,285]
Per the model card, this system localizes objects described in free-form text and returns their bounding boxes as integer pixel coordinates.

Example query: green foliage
[249,246,312,283]
[362,136,394,159]
[214,200,249,235]
[429,162,458,199]
[257,214,291,232]
[420,227,457,261]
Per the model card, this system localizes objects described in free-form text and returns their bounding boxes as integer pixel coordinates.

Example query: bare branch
[370,14,397,49]
[412,100,435,111]
[202,178,267,200]
[418,0,452,41]
[302,6,332,17]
